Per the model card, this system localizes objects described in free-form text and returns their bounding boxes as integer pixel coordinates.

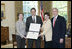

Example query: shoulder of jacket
[36,15,41,18]
[58,15,65,20]
[27,16,31,19]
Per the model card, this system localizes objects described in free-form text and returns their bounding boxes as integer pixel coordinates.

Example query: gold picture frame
[1,3,6,20]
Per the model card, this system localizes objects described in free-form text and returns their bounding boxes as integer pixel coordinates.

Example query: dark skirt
[16,35,26,48]
[44,36,52,48]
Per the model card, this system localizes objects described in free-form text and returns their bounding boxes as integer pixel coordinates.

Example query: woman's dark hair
[30,8,36,12]
[17,13,24,19]
[17,13,24,17]
[44,12,50,20]
[44,12,50,16]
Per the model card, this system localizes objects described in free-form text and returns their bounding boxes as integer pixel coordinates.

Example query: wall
[1,1,15,41]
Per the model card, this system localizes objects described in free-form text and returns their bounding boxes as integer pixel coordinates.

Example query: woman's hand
[38,33,43,37]
[38,34,42,37]
[23,36,27,39]
[40,27,43,32]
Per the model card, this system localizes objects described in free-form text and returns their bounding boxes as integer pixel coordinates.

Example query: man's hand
[60,38,64,44]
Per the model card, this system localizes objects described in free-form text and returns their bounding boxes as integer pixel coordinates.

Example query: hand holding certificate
[26,23,41,39]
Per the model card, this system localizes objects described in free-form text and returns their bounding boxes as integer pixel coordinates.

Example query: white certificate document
[29,23,41,32]
[26,32,39,39]
[26,23,41,39]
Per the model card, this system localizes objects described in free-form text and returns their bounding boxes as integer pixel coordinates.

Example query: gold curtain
[15,1,23,21]
[43,1,52,19]
[38,1,52,19]
[67,1,71,23]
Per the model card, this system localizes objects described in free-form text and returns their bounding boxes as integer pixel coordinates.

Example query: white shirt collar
[32,15,36,18]
[53,15,58,19]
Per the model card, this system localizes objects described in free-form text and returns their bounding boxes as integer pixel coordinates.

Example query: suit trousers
[27,37,41,48]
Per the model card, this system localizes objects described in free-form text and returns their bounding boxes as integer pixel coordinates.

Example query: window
[23,1,38,22]
[52,1,68,21]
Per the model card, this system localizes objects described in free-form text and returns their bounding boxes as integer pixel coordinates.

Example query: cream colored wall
[1,1,15,41]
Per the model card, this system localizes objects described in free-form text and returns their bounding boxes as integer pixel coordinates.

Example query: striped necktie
[53,17,56,27]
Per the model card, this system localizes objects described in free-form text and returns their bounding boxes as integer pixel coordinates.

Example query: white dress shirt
[32,15,36,23]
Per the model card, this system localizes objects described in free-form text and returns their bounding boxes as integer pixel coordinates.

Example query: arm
[40,17,43,26]
[39,19,45,36]
[26,18,29,32]
[61,18,66,38]
[60,17,66,43]
[40,25,44,36]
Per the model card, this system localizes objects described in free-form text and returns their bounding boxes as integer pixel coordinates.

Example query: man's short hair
[52,8,58,11]
[30,8,36,12]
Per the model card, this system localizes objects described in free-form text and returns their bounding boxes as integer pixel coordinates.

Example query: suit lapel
[51,18,53,28]
[31,16,34,23]
[36,16,38,23]
[54,15,59,27]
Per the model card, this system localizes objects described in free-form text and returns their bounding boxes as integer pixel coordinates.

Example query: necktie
[53,17,56,27]
[33,17,35,23]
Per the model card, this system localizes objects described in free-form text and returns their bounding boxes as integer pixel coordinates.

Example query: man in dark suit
[26,8,43,48]
[51,8,66,48]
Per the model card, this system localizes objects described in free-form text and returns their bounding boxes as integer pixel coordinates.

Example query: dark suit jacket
[26,15,43,32]
[51,15,66,43]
